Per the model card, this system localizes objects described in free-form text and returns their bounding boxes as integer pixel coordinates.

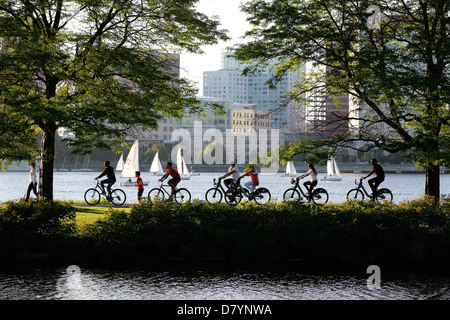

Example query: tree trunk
[425,165,440,200]
[39,124,57,201]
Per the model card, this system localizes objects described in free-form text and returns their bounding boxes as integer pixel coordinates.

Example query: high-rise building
[205,50,306,135]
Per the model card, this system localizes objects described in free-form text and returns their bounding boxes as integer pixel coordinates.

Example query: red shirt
[136,177,144,190]
[167,167,180,178]
[250,171,259,186]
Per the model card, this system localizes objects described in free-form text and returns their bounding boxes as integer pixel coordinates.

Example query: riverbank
[6,160,449,174]
[0,198,448,264]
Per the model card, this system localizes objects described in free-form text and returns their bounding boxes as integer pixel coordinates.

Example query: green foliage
[0,198,448,263]
[79,198,449,263]
[0,0,229,199]
[232,0,450,198]
[0,200,76,255]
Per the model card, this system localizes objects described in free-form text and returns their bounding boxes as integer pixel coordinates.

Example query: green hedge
[0,198,449,263]
[0,200,76,258]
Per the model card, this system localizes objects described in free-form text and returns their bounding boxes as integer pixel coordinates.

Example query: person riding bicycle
[221,160,240,190]
[159,161,181,197]
[239,164,259,198]
[297,163,318,202]
[95,160,116,195]
[362,158,385,200]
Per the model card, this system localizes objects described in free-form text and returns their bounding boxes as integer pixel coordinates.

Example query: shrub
[0,200,76,256]
[79,198,449,263]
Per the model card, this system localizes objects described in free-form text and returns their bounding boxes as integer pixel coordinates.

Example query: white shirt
[228,166,240,181]
[30,167,37,184]
[305,169,317,182]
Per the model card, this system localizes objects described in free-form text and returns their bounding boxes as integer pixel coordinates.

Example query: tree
[0,0,228,200]
[233,0,450,199]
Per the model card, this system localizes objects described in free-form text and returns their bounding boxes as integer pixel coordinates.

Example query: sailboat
[282,161,298,177]
[119,140,149,187]
[176,147,191,180]
[115,153,124,173]
[321,157,342,181]
[149,151,164,176]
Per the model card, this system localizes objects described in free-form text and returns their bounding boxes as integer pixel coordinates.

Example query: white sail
[121,140,139,178]
[182,156,189,175]
[327,159,334,176]
[150,151,164,174]
[333,157,341,176]
[116,153,124,172]
[286,161,297,175]
[176,147,191,179]
[321,156,342,181]
[176,147,183,173]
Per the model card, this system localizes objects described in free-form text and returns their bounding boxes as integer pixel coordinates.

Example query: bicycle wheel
[254,188,271,205]
[376,188,393,204]
[311,188,328,205]
[148,188,165,201]
[224,188,242,206]
[110,189,126,206]
[283,188,301,202]
[174,188,191,203]
[84,188,101,205]
[205,188,223,203]
[347,189,364,202]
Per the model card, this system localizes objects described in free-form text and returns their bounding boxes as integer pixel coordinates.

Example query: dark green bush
[80,197,449,263]
[0,200,76,256]
[0,198,448,263]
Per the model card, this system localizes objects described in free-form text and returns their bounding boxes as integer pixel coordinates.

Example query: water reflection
[0,263,448,300]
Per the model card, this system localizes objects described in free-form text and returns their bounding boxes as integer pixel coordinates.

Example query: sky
[180,0,251,96]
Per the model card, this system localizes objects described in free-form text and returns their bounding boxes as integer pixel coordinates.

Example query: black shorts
[137,189,144,197]
[169,177,181,186]
[224,178,234,185]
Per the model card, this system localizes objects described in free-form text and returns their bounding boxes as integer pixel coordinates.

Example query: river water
[0,171,448,300]
[1,171,449,204]
[0,262,448,300]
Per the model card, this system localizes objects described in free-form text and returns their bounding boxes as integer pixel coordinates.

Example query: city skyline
[180,0,251,95]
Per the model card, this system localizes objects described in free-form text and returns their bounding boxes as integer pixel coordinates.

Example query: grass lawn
[73,205,131,226]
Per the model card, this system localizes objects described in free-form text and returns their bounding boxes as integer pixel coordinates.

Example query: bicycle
[84,179,126,206]
[347,178,393,204]
[223,177,272,206]
[204,177,228,203]
[283,177,329,204]
[147,182,191,204]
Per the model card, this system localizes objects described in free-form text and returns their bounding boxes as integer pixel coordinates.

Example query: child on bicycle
[297,163,318,202]
[239,164,259,198]
[159,162,181,197]
[135,171,144,203]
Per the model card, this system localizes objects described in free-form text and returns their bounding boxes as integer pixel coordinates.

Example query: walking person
[297,163,318,202]
[24,162,38,201]
[135,171,144,203]
[362,159,385,201]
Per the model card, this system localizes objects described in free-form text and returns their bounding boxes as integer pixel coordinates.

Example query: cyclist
[159,161,181,197]
[362,158,385,200]
[296,163,318,202]
[221,160,240,190]
[95,160,116,195]
[239,164,259,198]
